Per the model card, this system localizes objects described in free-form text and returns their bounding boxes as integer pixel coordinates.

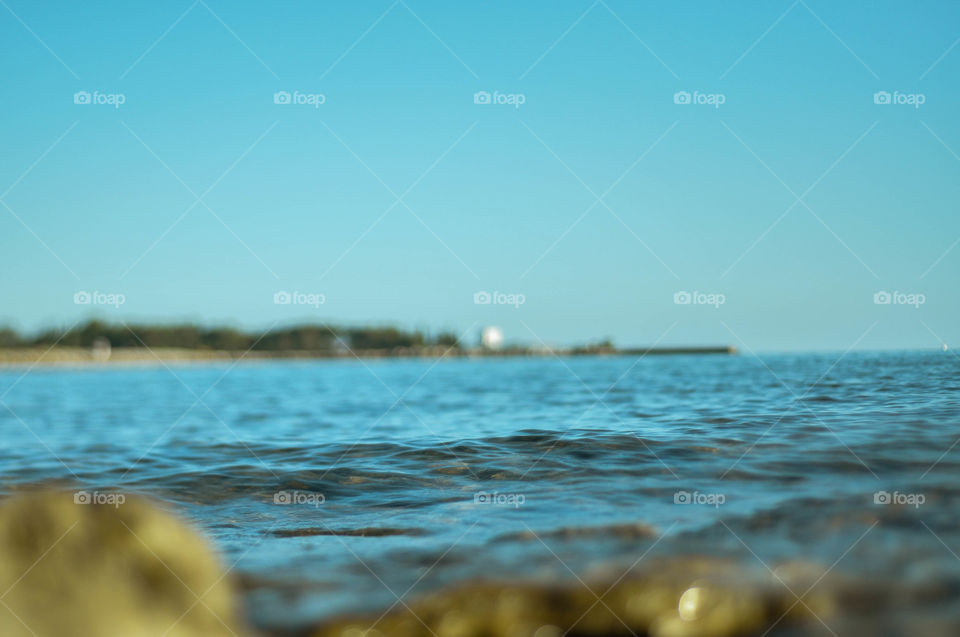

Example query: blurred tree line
[0,321,461,351]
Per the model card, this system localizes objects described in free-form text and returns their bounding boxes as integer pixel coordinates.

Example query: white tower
[480,326,504,350]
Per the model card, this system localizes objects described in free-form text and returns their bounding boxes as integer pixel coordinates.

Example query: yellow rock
[0,490,246,637]
[309,556,842,637]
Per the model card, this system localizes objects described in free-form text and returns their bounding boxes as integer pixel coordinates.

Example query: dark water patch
[236,573,340,593]
[799,394,843,403]
[495,522,659,543]
[270,526,428,538]
[703,416,738,424]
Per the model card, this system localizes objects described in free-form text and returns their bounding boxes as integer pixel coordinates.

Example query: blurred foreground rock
[309,556,837,637]
[0,491,247,637]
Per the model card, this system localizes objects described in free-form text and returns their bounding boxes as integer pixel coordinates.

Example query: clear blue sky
[1,0,958,351]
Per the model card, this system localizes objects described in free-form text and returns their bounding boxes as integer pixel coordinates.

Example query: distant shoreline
[0,345,737,367]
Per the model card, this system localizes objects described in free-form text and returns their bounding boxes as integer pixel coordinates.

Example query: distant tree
[10,321,443,352]
[257,325,336,351]
[347,327,424,350]
[434,331,460,348]
[0,328,22,347]
[571,338,616,354]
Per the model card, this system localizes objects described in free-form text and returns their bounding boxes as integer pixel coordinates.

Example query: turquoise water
[1,352,958,633]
